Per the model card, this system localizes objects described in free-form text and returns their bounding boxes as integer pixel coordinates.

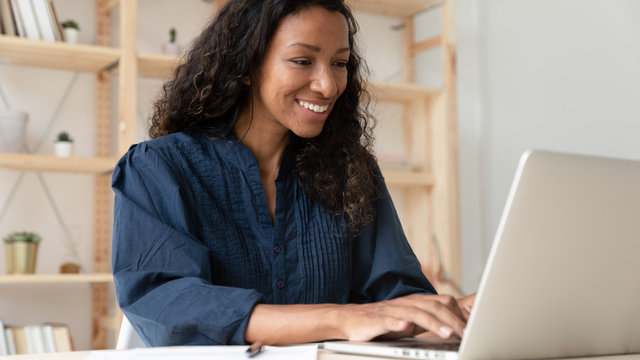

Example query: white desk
[2,349,640,360]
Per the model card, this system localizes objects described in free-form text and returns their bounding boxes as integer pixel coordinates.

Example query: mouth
[297,100,329,114]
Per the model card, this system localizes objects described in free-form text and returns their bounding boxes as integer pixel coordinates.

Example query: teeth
[298,100,328,113]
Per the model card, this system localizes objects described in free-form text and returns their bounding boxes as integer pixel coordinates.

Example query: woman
[111,0,474,347]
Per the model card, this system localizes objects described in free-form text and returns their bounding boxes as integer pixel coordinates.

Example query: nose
[310,65,338,98]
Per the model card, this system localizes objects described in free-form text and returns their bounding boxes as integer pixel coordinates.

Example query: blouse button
[276,280,285,289]
[273,244,281,254]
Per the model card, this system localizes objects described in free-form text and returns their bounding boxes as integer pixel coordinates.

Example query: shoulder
[113,132,232,184]
[119,132,233,166]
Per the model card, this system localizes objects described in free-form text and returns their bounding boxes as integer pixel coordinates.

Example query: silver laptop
[324,150,640,360]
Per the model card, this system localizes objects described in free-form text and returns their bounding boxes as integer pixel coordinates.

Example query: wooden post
[431,0,462,289]
[402,16,415,83]
[93,0,113,349]
[118,0,138,155]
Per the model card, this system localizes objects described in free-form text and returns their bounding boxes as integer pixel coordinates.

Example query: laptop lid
[459,149,640,360]
[324,150,640,360]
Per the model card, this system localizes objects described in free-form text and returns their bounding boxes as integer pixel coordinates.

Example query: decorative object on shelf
[59,225,82,274]
[61,20,80,44]
[0,110,28,153]
[54,131,73,157]
[3,231,41,275]
[162,27,182,55]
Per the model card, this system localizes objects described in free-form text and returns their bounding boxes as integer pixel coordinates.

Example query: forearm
[245,303,345,345]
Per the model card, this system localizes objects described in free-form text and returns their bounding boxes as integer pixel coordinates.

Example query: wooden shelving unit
[347,0,442,17]
[0,154,118,174]
[0,273,113,284]
[0,0,460,349]
[0,35,119,73]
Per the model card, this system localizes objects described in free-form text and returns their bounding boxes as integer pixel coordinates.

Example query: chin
[291,125,325,139]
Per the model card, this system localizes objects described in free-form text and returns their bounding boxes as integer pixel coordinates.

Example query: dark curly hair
[149,0,378,230]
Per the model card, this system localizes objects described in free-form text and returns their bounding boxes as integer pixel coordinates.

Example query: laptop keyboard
[400,341,460,352]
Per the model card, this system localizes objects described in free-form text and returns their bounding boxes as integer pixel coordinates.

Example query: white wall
[457,0,640,291]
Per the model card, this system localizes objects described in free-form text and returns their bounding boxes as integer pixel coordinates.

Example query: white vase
[162,42,182,56]
[0,110,28,153]
[54,141,73,157]
[63,28,79,44]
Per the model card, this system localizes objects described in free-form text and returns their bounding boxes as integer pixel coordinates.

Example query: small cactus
[169,27,177,43]
[56,131,73,142]
[61,20,79,30]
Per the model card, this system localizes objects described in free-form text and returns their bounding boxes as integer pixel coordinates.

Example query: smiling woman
[111,0,475,349]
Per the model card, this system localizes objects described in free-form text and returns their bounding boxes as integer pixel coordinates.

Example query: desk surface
[2,349,640,360]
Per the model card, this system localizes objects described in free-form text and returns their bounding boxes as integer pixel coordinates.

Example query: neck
[234,107,289,174]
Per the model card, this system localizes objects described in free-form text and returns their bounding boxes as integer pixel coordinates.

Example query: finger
[379,304,461,340]
[421,301,467,338]
[401,295,467,336]
[408,308,459,339]
[430,295,467,323]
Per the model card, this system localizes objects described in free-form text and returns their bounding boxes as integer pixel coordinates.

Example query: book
[0,319,8,356]
[14,0,39,39]
[11,327,27,354]
[9,0,25,36]
[4,328,17,355]
[49,324,72,352]
[24,325,46,354]
[0,2,4,34]
[45,0,61,40]
[41,325,56,353]
[1,0,17,37]
[30,0,55,41]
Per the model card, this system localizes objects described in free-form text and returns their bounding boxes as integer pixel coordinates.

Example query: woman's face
[250,6,350,139]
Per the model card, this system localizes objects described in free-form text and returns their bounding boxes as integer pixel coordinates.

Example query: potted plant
[162,27,182,55]
[61,20,80,44]
[54,131,74,157]
[3,231,41,274]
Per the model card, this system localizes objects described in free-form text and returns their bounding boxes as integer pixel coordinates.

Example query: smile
[297,100,329,114]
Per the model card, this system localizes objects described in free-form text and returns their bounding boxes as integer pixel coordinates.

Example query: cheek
[336,73,349,97]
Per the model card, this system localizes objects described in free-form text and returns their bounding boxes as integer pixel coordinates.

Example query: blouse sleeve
[111,143,264,346]
[349,166,437,303]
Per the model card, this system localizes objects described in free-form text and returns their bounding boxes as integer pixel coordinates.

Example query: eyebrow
[288,42,350,54]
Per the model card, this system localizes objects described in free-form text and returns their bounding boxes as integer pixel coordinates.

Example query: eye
[291,59,312,66]
[333,61,348,68]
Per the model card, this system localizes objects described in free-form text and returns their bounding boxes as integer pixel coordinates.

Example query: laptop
[324,150,640,360]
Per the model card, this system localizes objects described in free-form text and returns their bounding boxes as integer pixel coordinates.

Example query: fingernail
[439,326,453,338]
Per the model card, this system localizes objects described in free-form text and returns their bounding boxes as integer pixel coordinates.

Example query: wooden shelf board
[138,52,179,79]
[367,80,441,103]
[0,35,119,73]
[0,273,113,284]
[382,169,435,187]
[347,0,442,17]
[0,154,119,174]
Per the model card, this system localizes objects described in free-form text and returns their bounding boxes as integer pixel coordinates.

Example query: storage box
[0,110,28,153]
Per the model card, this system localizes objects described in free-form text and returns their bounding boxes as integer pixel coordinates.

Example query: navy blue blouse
[111,132,435,346]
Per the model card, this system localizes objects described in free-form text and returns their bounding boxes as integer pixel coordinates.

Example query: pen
[246,341,265,358]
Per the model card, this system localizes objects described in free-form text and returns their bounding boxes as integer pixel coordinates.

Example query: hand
[336,294,468,342]
[457,293,477,320]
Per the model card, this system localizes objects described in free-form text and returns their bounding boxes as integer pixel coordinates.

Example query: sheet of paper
[87,344,318,360]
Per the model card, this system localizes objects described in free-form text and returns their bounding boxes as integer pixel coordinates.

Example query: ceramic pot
[162,42,182,56]
[54,141,73,157]
[5,242,39,274]
[63,28,79,43]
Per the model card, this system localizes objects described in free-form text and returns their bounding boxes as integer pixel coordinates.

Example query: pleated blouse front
[111,132,435,346]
